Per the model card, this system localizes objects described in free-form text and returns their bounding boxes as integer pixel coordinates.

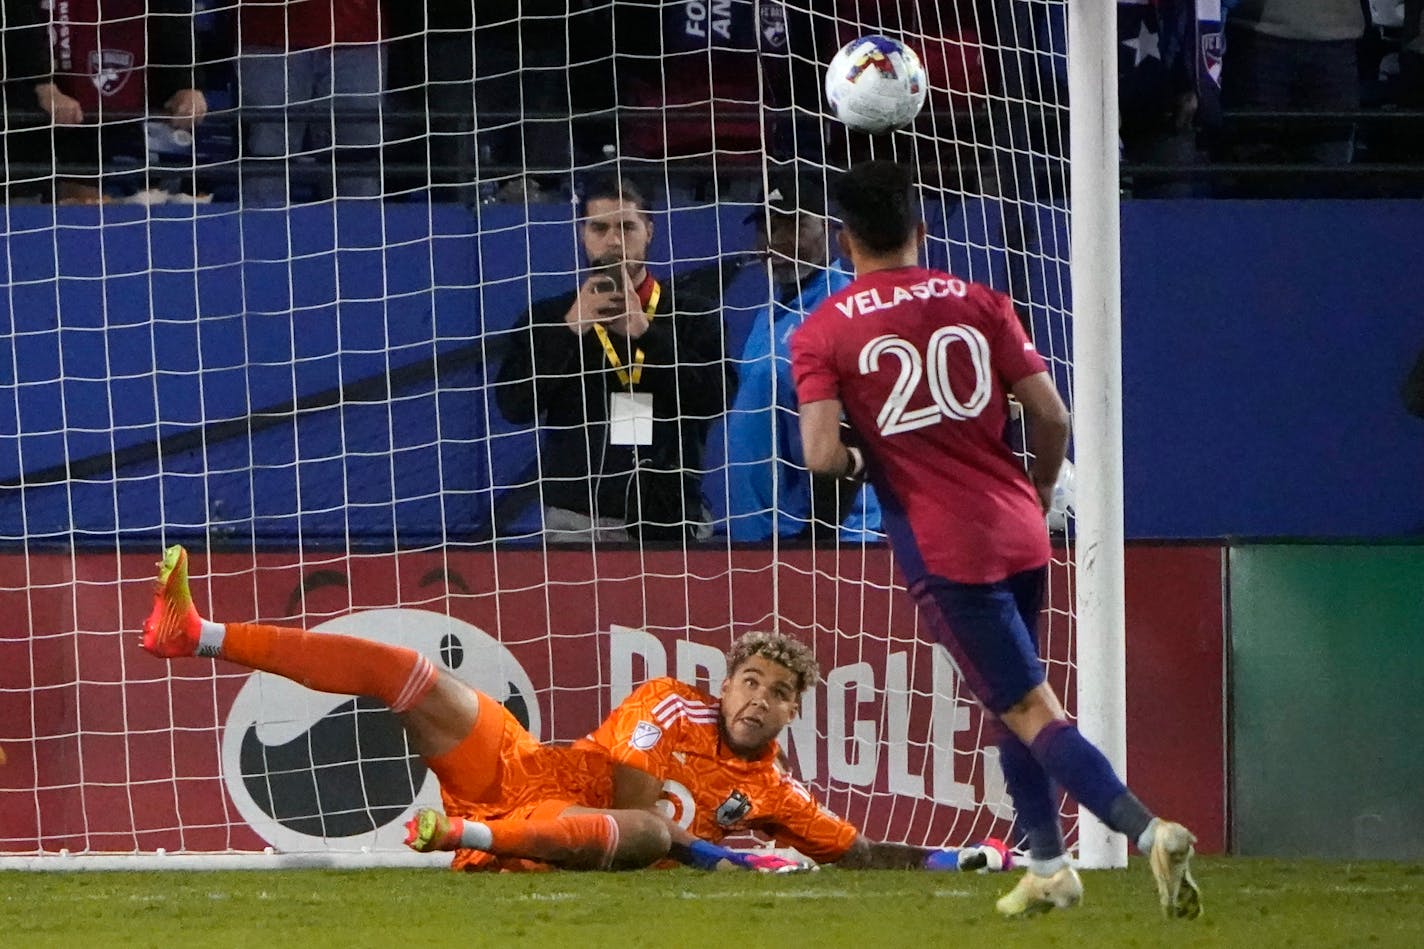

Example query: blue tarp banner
[2,199,1417,544]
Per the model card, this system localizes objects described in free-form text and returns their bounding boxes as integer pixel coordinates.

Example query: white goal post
[1067,0,1129,871]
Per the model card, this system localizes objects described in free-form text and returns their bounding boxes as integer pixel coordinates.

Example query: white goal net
[0,0,1113,868]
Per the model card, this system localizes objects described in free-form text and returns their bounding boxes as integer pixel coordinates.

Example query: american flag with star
[1118,0,1225,131]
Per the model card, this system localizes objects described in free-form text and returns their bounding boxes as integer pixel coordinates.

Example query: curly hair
[725,631,819,695]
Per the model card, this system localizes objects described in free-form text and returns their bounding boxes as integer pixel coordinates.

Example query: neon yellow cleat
[1149,820,1202,919]
[140,545,202,658]
[995,866,1083,918]
[403,808,458,853]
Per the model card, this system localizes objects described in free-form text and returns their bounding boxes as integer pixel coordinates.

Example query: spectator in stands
[383,2,473,200]
[724,170,881,543]
[1404,1,1424,109]
[613,0,829,201]
[969,0,1063,315]
[1218,0,1366,195]
[494,176,734,543]
[1352,0,1424,192]
[1118,0,1213,197]
[238,0,386,205]
[474,0,600,202]
[385,1,612,203]
[5,0,206,203]
[2,0,53,199]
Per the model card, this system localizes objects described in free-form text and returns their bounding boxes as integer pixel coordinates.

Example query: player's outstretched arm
[832,835,1013,872]
[833,835,931,869]
[670,839,811,873]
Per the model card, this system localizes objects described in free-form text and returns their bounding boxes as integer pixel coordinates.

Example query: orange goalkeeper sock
[457,814,619,868]
[219,622,438,713]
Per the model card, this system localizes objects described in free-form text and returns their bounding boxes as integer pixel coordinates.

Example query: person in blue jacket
[724,171,881,543]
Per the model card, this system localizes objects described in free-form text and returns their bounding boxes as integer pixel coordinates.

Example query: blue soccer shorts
[911,565,1048,715]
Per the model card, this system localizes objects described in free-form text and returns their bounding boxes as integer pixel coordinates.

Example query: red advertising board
[0,544,1224,857]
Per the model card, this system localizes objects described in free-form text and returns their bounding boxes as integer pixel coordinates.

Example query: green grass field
[4,858,1422,948]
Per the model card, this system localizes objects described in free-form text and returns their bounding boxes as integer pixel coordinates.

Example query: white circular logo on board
[220,609,539,854]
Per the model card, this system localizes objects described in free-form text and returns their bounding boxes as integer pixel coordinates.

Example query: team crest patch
[630,720,663,751]
[715,789,752,827]
[89,49,135,95]
[1200,31,1224,86]
[759,1,787,49]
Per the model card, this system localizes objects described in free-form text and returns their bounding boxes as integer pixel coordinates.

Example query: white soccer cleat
[1149,820,1202,919]
[994,865,1083,918]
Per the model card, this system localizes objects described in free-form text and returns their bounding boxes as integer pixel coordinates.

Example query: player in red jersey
[790,160,1202,919]
[140,546,1003,874]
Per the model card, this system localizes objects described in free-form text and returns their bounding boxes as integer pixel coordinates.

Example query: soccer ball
[1046,459,1076,534]
[824,35,928,134]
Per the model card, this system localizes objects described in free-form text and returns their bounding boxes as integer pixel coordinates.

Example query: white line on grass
[12,886,983,907]
[1237,885,1417,896]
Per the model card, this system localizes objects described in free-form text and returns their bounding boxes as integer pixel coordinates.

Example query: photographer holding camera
[494,176,734,542]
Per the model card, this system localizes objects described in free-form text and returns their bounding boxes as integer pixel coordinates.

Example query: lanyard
[592,278,662,389]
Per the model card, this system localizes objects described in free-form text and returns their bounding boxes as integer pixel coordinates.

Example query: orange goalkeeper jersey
[575,677,858,863]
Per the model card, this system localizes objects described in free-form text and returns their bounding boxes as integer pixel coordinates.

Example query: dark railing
[3,105,1423,192]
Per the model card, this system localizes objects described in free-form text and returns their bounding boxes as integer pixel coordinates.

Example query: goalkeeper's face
[719,655,801,757]
[581,198,653,274]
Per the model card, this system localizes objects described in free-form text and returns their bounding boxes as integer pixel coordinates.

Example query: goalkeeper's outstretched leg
[139,544,671,871]
[141,545,474,774]
[403,805,670,871]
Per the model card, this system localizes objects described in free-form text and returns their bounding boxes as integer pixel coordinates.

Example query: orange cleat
[140,545,204,658]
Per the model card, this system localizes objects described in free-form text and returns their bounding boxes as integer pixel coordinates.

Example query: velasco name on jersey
[833,276,969,319]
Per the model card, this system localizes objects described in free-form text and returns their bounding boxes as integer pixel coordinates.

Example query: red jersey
[791,267,1051,585]
[576,678,858,863]
[49,0,148,116]
[240,0,384,51]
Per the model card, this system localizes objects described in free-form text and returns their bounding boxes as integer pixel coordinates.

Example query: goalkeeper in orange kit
[142,545,1008,873]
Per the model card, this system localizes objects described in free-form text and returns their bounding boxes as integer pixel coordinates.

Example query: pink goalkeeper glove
[737,851,814,874]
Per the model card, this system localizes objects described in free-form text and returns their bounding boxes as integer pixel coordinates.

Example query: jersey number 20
[858,325,991,435]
